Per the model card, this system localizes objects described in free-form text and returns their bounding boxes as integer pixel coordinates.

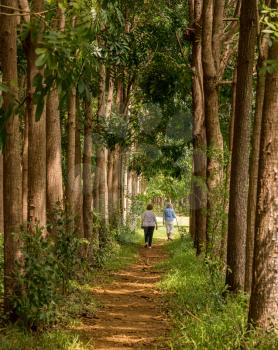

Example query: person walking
[163,203,176,240]
[141,204,158,248]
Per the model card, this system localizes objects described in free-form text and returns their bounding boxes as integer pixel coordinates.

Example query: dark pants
[144,226,155,247]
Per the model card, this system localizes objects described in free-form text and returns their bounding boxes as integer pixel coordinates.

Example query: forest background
[1,0,278,349]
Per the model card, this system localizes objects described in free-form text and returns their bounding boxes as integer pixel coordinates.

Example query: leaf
[32,73,43,88]
[0,82,9,93]
[35,98,45,121]
[35,53,48,68]
[78,79,85,94]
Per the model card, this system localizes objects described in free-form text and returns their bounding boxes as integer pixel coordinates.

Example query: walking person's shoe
[148,246,152,249]
[144,243,148,248]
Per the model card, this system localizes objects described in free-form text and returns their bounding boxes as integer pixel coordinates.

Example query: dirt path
[86,242,170,350]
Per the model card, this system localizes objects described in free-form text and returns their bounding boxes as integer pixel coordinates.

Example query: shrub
[12,226,59,329]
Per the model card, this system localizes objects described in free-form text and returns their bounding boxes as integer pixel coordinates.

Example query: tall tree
[0,0,23,312]
[202,0,224,247]
[46,87,63,216]
[188,0,207,255]
[95,64,108,224]
[66,88,77,219]
[83,99,93,244]
[245,34,269,293]
[25,0,46,225]
[46,7,65,218]
[74,107,84,236]
[226,0,257,292]
[248,12,278,327]
[0,153,3,233]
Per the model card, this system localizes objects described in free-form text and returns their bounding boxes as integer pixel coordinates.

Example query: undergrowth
[159,236,278,350]
[0,226,139,350]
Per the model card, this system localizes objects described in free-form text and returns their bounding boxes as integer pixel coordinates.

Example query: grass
[3,225,278,349]
[158,235,278,350]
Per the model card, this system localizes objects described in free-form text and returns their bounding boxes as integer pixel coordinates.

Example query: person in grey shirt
[163,203,176,240]
[141,203,158,248]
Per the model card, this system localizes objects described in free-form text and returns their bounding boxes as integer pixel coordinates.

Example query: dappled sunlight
[70,243,170,350]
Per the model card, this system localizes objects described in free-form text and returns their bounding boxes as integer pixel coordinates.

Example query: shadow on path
[72,242,170,350]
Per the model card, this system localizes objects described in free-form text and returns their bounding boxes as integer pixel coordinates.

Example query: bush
[12,226,59,329]
[159,237,247,349]
[10,208,85,329]
[49,207,85,293]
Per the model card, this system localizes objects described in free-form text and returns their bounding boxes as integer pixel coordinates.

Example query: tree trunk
[248,26,278,329]
[190,0,207,255]
[105,76,115,223]
[107,150,114,218]
[245,37,269,294]
[25,0,46,226]
[22,111,28,223]
[0,0,23,313]
[226,0,257,292]
[74,110,84,236]
[189,1,207,255]
[126,170,133,225]
[96,65,108,224]
[0,153,3,233]
[121,152,128,225]
[83,100,93,243]
[112,145,121,224]
[220,71,237,262]
[93,151,100,213]
[46,87,63,216]
[66,88,76,218]
[202,0,224,250]
[45,0,64,221]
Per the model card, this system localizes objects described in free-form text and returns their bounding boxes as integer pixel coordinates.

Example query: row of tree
[189,0,278,330]
[2,0,278,335]
[0,0,189,319]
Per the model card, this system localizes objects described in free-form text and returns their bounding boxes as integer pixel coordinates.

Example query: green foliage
[261,2,278,40]
[112,224,140,244]
[0,327,91,350]
[8,208,86,329]
[159,237,278,349]
[48,207,86,293]
[159,237,248,349]
[145,173,190,202]
[12,226,59,329]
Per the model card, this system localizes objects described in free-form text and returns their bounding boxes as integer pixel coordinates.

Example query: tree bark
[93,151,100,213]
[0,0,23,313]
[112,145,121,224]
[202,0,224,250]
[25,0,46,226]
[22,111,28,223]
[107,150,114,218]
[189,0,207,255]
[74,109,84,236]
[83,100,93,242]
[45,0,65,221]
[0,153,3,233]
[105,75,115,223]
[220,70,237,262]
[245,36,269,294]
[66,88,76,218]
[248,26,278,329]
[126,170,133,225]
[226,0,257,292]
[96,65,108,224]
[46,88,63,216]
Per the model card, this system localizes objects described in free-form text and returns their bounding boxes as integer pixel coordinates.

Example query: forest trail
[80,242,170,350]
